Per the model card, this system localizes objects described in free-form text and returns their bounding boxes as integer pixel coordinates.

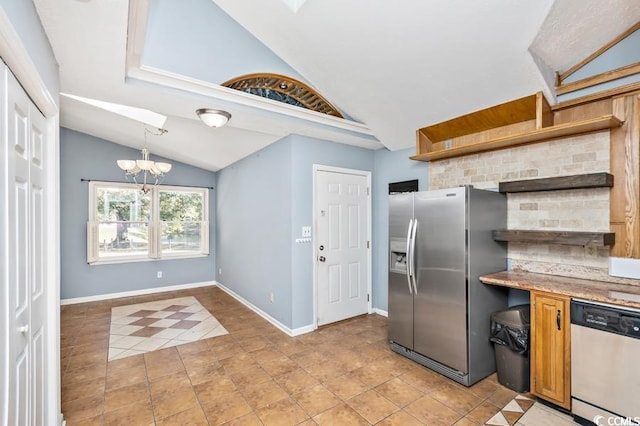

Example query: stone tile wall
[428,131,640,284]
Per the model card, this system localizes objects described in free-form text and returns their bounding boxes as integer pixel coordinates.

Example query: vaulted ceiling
[33,0,640,171]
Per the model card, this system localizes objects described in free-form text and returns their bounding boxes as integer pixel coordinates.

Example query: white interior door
[0,59,7,426]
[6,65,48,426]
[315,168,370,326]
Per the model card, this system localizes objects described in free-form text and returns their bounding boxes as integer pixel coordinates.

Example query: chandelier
[116,127,171,193]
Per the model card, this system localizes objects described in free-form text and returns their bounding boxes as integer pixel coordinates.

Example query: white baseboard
[60,281,216,305]
[215,281,315,337]
[290,324,315,336]
[373,308,388,317]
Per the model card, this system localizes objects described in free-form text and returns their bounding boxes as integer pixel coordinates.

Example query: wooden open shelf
[492,230,615,247]
[411,115,623,162]
[419,93,549,142]
[498,172,614,193]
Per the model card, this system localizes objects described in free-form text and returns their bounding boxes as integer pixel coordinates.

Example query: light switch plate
[302,226,311,237]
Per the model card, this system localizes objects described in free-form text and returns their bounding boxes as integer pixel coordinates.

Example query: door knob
[18,325,29,335]
[318,256,326,262]
[319,245,324,251]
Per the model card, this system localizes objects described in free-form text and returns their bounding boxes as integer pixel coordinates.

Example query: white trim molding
[60,281,216,305]
[125,0,377,146]
[215,281,314,337]
[86,181,210,265]
[0,8,57,117]
[373,308,388,317]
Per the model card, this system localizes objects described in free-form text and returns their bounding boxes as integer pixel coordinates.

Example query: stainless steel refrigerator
[388,186,508,386]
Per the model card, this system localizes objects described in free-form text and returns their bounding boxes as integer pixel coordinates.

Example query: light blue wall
[565,29,640,83]
[559,28,640,102]
[60,128,217,300]
[215,135,427,329]
[144,0,306,84]
[216,138,293,326]
[59,129,427,324]
[290,135,375,328]
[0,0,59,100]
[215,134,378,330]
[372,148,428,313]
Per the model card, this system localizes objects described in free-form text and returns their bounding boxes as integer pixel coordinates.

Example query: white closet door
[28,89,47,426]
[0,60,7,426]
[5,64,49,426]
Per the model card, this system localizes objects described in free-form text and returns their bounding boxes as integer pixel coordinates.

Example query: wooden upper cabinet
[530,291,571,409]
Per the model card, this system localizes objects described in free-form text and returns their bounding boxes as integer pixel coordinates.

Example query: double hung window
[87,182,209,264]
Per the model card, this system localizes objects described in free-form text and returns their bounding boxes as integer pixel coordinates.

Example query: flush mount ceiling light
[196,108,231,128]
[117,127,171,193]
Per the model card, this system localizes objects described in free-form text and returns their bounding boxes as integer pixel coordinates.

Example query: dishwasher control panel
[571,300,640,339]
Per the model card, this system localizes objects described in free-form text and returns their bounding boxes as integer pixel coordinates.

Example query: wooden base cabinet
[530,291,571,409]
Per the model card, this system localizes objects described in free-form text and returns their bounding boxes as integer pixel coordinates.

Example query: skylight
[61,93,167,129]
[281,0,308,13]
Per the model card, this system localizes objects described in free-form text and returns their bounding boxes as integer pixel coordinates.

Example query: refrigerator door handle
[405,219,413,295]
[410,219,418,294]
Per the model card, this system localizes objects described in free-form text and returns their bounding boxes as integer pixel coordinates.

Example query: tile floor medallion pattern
[485,394,534,425]
[109,296,228,360]
[61,286,577,425]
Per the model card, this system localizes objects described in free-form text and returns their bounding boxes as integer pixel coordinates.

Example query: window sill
[88,253,209,266]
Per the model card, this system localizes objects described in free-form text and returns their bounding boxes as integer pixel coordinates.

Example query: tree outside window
[88,182,209,264]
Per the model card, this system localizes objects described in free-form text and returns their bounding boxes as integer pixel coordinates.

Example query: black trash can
[490,304,530,393]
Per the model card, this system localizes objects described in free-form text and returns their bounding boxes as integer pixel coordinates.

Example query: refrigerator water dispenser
[389,238,407,273]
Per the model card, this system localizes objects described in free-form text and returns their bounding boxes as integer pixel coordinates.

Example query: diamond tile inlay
[170,320,201,330]
[129,317,160,327]
[130,326,165,338]
[162,304,188,311]
[130,309,157,317]
[108,296,228,360]
[166,312,194,320]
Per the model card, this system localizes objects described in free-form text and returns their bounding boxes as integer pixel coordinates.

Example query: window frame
[87,181,209,265]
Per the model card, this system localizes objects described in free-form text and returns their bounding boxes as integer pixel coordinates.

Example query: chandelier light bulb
[115,128,171,192]
[155,162,172,174]
[117,159,137,171]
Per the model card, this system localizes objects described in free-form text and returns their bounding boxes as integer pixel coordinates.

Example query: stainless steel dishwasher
[571,299,640,425]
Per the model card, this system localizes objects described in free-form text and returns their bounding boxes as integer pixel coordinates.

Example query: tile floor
[60,285,578,425]
[108,296,228,361]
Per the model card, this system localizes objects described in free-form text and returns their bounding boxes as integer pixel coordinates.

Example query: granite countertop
[480,270,640,310]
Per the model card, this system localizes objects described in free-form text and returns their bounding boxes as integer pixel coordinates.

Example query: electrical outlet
[157,271,162,278]
[218,268,222,275]
[269,292,274,303]
[445,139,452,149]
[302,226,311,237]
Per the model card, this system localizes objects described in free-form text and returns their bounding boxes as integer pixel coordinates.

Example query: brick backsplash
[428,131,625,283]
